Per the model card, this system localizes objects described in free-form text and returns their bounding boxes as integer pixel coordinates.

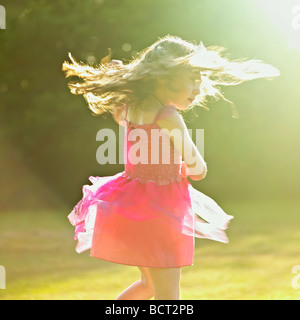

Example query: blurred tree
[0,0,297,209]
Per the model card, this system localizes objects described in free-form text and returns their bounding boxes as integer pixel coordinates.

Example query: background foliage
[1,0,299,210]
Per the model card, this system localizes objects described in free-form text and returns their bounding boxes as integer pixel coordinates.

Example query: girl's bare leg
[147,267,181,300]
[115,266,154,300]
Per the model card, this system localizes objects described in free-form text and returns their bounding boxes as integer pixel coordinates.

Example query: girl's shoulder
[127,104,178,126]
[156,105,186,131]
[113,105,127,126]
[114,104,181,127]
[155,105,178,120]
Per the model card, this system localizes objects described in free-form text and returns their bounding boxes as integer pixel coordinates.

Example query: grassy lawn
[0,198,299,300]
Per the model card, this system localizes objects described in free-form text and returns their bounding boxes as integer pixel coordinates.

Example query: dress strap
[125,105,129,120]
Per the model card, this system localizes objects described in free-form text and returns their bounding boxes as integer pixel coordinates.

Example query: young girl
[62,35,280,300]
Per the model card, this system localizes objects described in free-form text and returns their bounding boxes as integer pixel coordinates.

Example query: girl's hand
[181,161,190,177]
[181,161,207,180]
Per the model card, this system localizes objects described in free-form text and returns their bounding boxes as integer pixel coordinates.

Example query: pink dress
[68,105,233,268]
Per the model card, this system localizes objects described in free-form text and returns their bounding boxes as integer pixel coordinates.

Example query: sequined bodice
[122,105,183,185]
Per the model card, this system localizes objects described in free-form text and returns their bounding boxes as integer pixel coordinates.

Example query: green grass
[0,199,300,300]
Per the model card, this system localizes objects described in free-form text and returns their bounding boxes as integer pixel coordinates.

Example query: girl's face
[164,68,202,110]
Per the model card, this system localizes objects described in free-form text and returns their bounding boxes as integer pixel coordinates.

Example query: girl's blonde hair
[62,35,280,119]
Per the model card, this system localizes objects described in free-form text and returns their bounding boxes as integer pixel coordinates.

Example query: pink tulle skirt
[68,171,233,268]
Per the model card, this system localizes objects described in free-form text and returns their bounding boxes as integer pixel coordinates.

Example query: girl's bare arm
[157,112,207,181]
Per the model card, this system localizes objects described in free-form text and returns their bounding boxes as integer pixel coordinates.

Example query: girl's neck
[139,95,165,112]
[150,94,167,109]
